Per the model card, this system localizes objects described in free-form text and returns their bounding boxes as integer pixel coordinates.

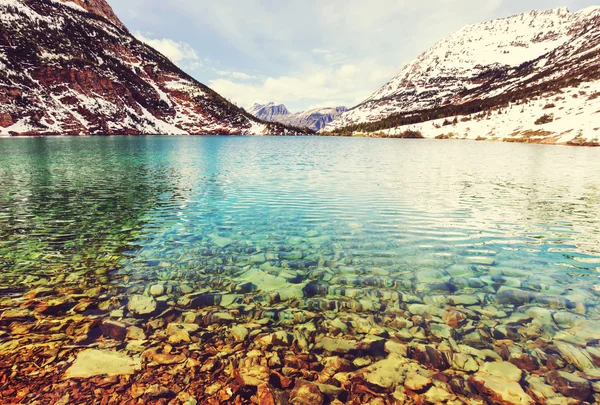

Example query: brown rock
[257,385,277,405]
[100,320,127,341]
[166,323,199,344]
[143,348,187,365]
[33,297,74,315]
[509,353,540,371]
[0,112,13,127]
[443,310,467,328]
[546,371,592,401]
[290,380,324,405]
[58,0,126,29]
[315,384,348,402]
[145,384,174,399]
[323,357,353,373]
[314,336,385,355]
[404,374,432,392]
[237,366,271,387]
[126,326,146,340]
[410,345,450,371]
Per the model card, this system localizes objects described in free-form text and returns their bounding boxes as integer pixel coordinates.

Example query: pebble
[149,284,165,297]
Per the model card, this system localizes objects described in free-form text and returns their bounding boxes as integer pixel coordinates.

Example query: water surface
[1,136,600,402]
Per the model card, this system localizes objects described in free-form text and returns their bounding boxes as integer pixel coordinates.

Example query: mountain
[248,102,290,121]
[0,0,299,136]
[249,103,347,131]
[325,7,600,145]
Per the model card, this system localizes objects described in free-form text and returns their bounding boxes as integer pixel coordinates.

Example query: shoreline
[2,133,600,147]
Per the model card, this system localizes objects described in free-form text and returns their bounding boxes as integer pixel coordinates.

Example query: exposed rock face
[249,103,347,131]
[325,7,600,145]
[249,102,291,121]
[0,0,298,136]
[59,0,125,29]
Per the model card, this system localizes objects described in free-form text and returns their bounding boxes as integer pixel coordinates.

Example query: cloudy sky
[111,0,598,112]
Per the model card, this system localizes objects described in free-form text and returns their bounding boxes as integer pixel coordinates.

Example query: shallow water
[1,136,600,403]
[1,137,599,296]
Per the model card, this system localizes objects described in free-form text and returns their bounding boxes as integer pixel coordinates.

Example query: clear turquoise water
[1,136,599,313]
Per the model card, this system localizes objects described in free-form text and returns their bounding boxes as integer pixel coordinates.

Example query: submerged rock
[101,319,127,341]
[65,349,141,378]
[546,371,592,401]
[290,380,324,405]
[481,361,523,382]
[314,336,385,355]
[149,284,165,297]
[230,325,249,342]
[470,373,534,405]
[362,355,409,388]
[127,295,157,316]
[404,374,432,392]
[555,342,597,371]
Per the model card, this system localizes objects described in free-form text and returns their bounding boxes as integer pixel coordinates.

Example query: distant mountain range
[249,103,347,131]
[326,7,600,145]
[0,0,300,135]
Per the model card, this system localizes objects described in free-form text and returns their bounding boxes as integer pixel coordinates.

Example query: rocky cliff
[0,0,298,135]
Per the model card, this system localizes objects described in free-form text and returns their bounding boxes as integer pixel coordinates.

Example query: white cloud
[215,71,256,80]
[112,0,600,110]
[134,32,200,66]
[209,59,398,111]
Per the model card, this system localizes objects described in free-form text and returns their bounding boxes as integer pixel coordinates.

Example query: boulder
[470,373,534,405]
[230,325,249,342]
[100,320,127,341]
[546,371,592,401]
[65,349,141,378]
[290,380,324,405]
[127,295,157,317]
[482,361,523,382]
[149,284,165,297]
[404,374,432,392]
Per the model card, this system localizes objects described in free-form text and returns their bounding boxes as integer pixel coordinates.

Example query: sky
[110,0,598,113]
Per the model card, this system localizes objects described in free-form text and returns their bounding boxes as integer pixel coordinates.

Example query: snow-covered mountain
[248,102,290,121]
[249,103,347,131]
[325,7,600,145]
[0,0,298,136]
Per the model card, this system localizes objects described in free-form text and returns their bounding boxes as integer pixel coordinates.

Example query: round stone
[149,284,165,297]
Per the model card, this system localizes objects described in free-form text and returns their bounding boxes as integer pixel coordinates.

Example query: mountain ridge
[325,6,600,145]
[249,102,347,131]
[0,0,302,136]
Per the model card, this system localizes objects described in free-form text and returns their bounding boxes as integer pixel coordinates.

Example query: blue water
[0,136,599,313]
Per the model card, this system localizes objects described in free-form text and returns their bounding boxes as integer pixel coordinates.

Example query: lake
[1,136,599,403]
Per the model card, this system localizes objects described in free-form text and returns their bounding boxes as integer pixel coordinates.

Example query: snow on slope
[325,6,600,144]
[249,103,347,131]
[248,102,290,121]
[0,0,297,136]
[377,81,600,145]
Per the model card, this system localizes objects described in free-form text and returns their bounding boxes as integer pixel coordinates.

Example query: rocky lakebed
[1,253,599,405]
